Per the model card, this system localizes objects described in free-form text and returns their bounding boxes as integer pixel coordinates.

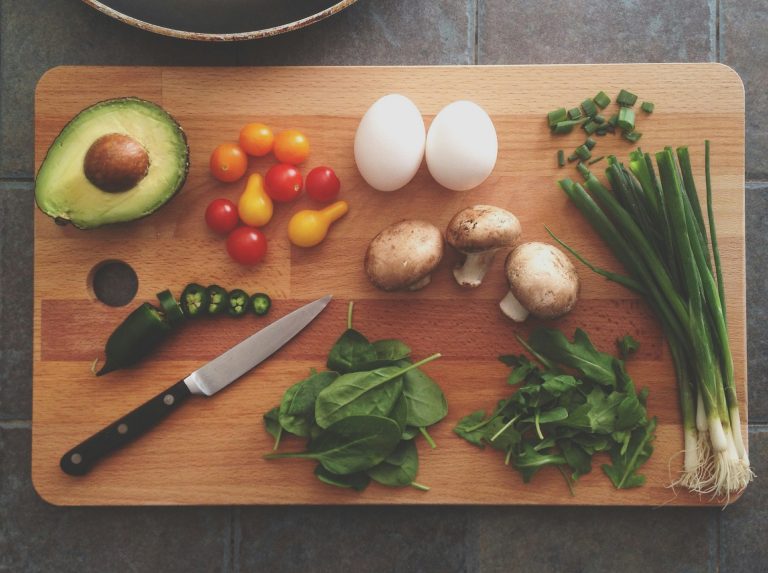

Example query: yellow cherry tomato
[238,173,274,227]
[288,200,349,247]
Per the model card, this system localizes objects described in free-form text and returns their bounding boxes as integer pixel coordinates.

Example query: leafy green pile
[454,328,656,490]
[263,303,447,492]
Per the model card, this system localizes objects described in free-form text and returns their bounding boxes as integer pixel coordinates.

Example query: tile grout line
[0,419,32,429]
[715,0,722,62]
[472,0,479,65]
[231,507,241,573]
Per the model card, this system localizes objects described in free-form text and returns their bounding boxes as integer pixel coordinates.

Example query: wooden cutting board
[32,64,746,506]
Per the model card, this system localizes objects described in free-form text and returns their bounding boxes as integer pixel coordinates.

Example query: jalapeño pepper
[180,283,209,318]
[157,289,184,324]
[96,303,172,376]
[250,293,272,316]
[227,289,249,317]
[205,285,229,315]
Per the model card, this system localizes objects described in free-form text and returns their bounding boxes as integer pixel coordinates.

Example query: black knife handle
[60,379,192,476]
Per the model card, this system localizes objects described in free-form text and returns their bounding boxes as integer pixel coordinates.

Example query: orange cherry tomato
[274,129,310,165]
[210,143,248,183]
[239,123,274,157]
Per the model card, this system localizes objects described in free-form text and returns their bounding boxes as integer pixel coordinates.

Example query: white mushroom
[365,220,444,291]
[445,205,522,288]
[500,242,580,322]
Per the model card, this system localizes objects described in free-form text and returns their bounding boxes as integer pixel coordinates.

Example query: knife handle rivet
[70,453,82,465]
[117,423,128,435]
[163,394,175,406]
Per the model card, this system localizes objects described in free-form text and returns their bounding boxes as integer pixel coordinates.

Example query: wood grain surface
[32,64,746,506]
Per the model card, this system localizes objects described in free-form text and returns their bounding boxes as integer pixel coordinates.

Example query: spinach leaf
[263,406,283,450]
[529,328,618,388]
[327,329,379,373]
[602,418,656,488]
[388,393,409,434]
[279,371,339,437]
[401,363,448,428]
[265,415,401,475]
[315,367,405,429]
[314,464,371,491]
[367,440,419,487]
[373,339,411,361]
[401,426,420,440]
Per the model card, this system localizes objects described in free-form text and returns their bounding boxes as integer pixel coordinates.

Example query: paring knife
[60,295,332,476]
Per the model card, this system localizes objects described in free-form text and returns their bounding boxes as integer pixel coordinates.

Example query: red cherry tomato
[264,163,303,203]
[226,227,268,265]
[205,198,239,235]
[305,166,341,202]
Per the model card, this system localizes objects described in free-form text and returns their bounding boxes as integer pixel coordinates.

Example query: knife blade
[60,295,332,476]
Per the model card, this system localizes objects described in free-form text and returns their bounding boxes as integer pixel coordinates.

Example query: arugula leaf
[602,418,657,488]
[559,439,592,480]
[513,443,566,483]
[453,410,488,447]
[616,334,640,359]
[529,328,618,388]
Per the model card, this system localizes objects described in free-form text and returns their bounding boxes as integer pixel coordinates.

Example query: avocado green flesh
[35,98,189,229]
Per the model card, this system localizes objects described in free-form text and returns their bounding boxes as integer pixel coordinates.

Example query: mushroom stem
[499,290,529,322]
[407,274,432,291]
[453,249,499,288]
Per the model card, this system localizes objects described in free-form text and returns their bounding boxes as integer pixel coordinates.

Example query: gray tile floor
[1,0,766,571]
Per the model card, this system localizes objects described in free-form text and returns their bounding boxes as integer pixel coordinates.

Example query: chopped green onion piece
[568,107,582,120]
[617,107,635,131]
[557,149,566,167]
[567,153,578,162]
[641,101,655,113]
[552,119,584,134]
[581,98,598,117]
[622,130,642,143]
[595,127,609,136]
[577,162,590,178]
[608,113,619,127]
[593,91,611,108]
[575,144,591,161]
[585,137,597,150]
[583,120,599,135]
[593,114,606,124]
[616,89,638,107]
[548,108,568,127]
[588,155,605,165]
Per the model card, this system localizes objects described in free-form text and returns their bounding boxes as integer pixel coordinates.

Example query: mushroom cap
[505,242,580,319]
[445,205,521,253]
[365,219,444,291]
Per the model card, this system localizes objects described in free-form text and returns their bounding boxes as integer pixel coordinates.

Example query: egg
[354,94,426,192]
[425,100,498,191]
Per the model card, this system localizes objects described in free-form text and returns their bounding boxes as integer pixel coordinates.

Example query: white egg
[354,94,426,192]
[426,100,498,191]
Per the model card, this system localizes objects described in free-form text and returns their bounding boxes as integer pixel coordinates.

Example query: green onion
[593,114,606,124]
[617,89,638,107]
[585,137,597,150]
[555,143,752,498]
[553,119,584,134]
[548,108,568,127]
[608,113,619,127]
[557,150,566,167]
[583,120,599,135]
[568,107,582,120]
[588,155,605,165]
[581,98,598,118]
[577,162,590,178]
[593,91,611,108]
[641,101,655,113]
[567,153,578,162]
[595,127,609,136]
[575,144,592,161]
[617,108,635,131]
[623,131,642,143]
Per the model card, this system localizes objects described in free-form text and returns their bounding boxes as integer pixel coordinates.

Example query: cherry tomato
[265,163,303,203]
[239,123,274,157]
[210,143,248,183]
[305,166,341,202]
[205,198,239,235]
[226,226,268,265]
[274,129,310,165]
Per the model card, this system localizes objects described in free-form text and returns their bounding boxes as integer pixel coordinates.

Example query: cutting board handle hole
[88,260,139,307]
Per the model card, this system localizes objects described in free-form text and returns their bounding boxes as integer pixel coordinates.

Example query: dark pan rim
[81,0,358,42]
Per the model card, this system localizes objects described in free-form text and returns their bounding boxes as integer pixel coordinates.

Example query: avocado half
[35,97,189,229]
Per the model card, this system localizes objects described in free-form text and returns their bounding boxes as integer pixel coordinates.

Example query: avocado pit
[84,133,150,193]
